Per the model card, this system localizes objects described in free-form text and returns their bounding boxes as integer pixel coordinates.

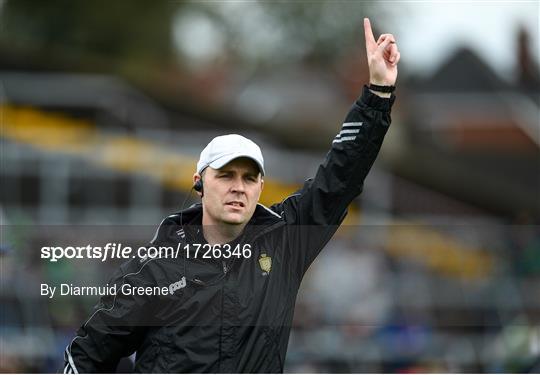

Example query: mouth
[225,201,245,208]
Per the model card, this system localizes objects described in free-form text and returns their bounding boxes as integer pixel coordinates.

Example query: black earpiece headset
[180,174,203,228]
[193,179,203,196]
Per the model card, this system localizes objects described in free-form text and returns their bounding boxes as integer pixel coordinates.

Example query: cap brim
[207,152,265,175]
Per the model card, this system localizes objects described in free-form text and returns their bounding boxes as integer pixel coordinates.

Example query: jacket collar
[171,202,283,228]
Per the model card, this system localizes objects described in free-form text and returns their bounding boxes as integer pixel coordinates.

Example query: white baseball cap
[196,134,265,176]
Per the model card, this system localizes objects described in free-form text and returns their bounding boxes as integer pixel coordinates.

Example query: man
[63,18,400,373]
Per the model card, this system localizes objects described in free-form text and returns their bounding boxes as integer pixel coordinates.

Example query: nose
[230,176,245,193]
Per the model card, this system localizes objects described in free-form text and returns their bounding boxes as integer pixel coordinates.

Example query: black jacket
[63,87,395,373]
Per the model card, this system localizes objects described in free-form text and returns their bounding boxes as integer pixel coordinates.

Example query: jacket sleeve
[63,257,156,373]
[271,86,395,274]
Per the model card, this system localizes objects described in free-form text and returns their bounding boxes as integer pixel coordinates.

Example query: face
[194,157,264,227]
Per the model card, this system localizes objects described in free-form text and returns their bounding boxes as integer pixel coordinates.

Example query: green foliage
[1,0,179,62]
[176,1,379,65]
[1,0,384,68]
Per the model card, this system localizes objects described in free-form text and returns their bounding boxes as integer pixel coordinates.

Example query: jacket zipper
[218,260,228,371]
[216,221,281,372]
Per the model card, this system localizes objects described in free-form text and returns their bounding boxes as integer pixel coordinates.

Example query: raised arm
[271,19,400,273]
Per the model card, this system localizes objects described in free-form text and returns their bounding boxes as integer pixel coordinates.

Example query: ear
[257,178,264,200]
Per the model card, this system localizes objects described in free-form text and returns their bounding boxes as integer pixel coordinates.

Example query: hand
[364,18,400,86]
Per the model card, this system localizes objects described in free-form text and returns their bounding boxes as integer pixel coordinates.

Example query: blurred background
[1,0,539,372]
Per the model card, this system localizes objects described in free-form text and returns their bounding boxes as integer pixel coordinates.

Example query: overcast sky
[396,1,539,79]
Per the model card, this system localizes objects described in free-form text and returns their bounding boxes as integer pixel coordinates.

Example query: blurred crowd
[1,1,539,373]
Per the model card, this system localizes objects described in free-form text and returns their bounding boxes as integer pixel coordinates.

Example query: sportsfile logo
[169,277,187,294]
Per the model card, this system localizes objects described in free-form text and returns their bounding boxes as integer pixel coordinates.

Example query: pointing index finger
[364,18,376,51]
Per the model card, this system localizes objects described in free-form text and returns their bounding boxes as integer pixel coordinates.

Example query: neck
[201,217,246,245]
